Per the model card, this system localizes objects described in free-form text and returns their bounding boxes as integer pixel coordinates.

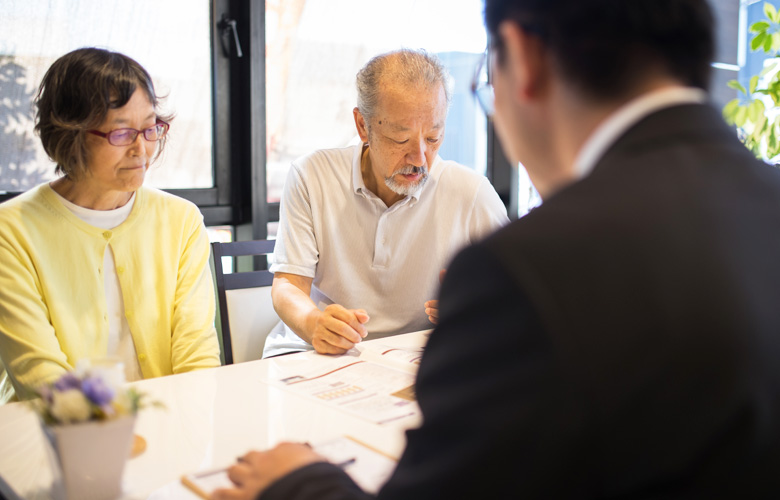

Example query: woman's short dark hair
[484,0,714,102]
[34,47,173,179]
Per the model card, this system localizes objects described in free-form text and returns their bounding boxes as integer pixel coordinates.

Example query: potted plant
[722,1,780,163]
[31,363,159,500]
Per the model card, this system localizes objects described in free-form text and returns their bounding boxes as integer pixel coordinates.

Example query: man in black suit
[213,1,780,498]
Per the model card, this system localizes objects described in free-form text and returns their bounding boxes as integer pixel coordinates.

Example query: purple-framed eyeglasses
[87,120,170,146]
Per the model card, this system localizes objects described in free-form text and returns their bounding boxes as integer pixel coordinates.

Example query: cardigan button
[102,231,112,240]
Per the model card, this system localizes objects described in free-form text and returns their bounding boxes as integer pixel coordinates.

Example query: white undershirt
[573,86,708,179]
[52,190,144,382]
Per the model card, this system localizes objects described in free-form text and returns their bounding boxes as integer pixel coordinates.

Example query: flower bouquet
[31,362,157,500]
[35,368,142,425]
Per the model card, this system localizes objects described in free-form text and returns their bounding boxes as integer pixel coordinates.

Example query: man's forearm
[271,279,320,344]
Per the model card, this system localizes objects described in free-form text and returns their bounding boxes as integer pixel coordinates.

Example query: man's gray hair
[356,48,453,122]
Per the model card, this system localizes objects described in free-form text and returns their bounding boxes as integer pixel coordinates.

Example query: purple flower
[81,376,115,406]
[53,372,81,392]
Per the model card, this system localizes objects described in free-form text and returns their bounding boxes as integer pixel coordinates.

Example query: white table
[0,331,429,499]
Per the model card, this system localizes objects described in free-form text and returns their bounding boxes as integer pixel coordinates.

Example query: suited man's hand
[211,443,324,500]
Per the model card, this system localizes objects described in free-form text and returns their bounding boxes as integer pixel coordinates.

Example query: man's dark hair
[484,0,715,101]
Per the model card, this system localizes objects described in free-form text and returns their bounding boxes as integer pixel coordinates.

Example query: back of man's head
[484,0,714,102]
[356,49,452,122]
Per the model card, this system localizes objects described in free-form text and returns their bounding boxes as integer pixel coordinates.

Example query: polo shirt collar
[352,144,438,204]
[352,143,370,196]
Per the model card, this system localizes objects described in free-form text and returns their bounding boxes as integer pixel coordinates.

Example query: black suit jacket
[260,103,780,499]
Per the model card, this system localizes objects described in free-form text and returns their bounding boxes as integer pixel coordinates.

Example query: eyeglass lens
[108,123,168,146]
[472,54,495,116]
[476,84,495,116]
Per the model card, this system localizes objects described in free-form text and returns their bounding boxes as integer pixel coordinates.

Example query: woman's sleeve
[169,210,222,373]
[0,233,70,401]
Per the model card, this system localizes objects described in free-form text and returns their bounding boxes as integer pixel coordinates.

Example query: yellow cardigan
[0,184,221,403]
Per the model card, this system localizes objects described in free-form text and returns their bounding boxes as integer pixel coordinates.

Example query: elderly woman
[0,48,221,403]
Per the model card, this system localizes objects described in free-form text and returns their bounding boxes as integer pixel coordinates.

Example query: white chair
[211,240,278,364]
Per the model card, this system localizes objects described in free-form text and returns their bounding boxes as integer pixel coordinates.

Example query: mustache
[394,166,428,176]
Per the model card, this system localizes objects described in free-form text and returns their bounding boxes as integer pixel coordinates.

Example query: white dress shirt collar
[573,86,708,180]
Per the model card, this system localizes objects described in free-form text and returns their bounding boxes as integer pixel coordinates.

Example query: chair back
[211,240,277,364]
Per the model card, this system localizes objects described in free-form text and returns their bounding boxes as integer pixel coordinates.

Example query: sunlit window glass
[516,163,542,218]
[265,0,488,204]
[0,0,212,192]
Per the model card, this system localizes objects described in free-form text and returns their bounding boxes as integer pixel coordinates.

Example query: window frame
[2,1,506,236]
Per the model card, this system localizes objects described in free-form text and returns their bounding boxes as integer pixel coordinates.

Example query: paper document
[313,435,398,493]
[181,435,397,498]
[181,467,234,499]
[355,343,424,375]
[275,350,420,425]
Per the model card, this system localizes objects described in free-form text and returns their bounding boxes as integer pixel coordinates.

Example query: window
[3,1,511,240]
[739,0,777,89]
[265,0,490,213]
[1,0,212,192]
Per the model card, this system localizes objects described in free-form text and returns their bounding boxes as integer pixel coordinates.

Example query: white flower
[74,359,126,393]
[89,366,125,394]
[50,389,92,423]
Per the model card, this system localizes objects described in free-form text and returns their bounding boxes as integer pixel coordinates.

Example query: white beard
[384,166,429,196]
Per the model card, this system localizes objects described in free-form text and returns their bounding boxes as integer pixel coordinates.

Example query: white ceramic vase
[43,415,136,500]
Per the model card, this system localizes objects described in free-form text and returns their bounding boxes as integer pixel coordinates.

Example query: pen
[334,457,356,468]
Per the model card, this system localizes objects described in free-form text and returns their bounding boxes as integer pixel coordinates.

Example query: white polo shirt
[264,144,509,357]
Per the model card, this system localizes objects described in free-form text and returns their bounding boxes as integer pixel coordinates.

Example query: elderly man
[263,49,508,357]
[215,0,780,498]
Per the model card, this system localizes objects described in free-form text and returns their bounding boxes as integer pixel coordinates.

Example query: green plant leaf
[734,105,749,127]
[772,32,780,52]
[727,80,747,95]
[752,21,771,32]
[765,77,780,103]
[749,119,764,141]
[750,75,760,95]
[759,58,779,77]
[768,70,780,84]
[757,116,774,158]
[744,136,759,157]
[723,99,741,123]
[753,32,768,51]
[768,127,777,155]
[765,2,778,23]
[756,99,767,116]
[754,112,768,135]
[749,100,762,122]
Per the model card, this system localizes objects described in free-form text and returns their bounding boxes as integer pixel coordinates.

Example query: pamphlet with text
[271,337,428,425]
